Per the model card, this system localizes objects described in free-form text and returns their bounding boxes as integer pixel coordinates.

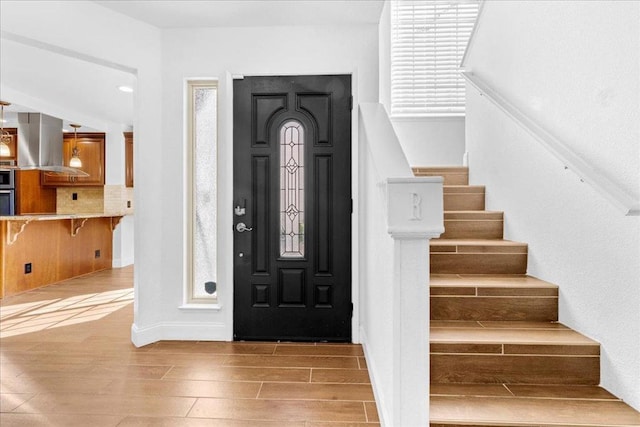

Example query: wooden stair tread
[431,383,618,400]
[413,166,469,173]
[444,210,503,220]
[414,167,469,185]
[430,324,598,347]
[432,321,569,330]
[431,239,528,254]
[432,239,525,245]
[430,393,640,426]
[444,185,485,193]
[431,275,557,289]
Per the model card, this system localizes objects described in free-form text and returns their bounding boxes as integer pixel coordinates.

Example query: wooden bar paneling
[0,218,113,297]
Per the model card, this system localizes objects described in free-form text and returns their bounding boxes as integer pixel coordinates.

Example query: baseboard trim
[131,321,230,347]
[360,326,390,427]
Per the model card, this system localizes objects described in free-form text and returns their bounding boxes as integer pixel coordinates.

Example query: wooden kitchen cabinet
[124,131,133,187]
[15,169,56,214]
[42,132,105,186]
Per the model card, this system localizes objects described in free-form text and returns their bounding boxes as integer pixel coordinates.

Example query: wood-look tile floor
[0,267,379,426]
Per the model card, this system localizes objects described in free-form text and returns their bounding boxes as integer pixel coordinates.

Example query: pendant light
[69,123,82,168]
[0,101,11,157]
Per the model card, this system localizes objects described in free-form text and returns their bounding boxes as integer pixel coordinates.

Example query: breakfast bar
[0,214,122,298]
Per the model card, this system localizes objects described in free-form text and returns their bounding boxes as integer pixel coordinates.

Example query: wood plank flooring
[0,267,379,426]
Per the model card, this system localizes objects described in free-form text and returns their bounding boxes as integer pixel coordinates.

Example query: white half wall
[465,0,640,410]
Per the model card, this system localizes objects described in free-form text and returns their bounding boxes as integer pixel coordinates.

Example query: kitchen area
[0,100,134,298]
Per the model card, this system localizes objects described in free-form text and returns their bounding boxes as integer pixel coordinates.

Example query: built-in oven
[0,169,16,216]
[0,169,15,188]
[0,190,15,216]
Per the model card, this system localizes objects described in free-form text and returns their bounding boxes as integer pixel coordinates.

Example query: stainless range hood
[16,113,88,176]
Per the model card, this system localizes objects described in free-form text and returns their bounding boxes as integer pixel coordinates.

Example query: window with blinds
[391,0,479,116]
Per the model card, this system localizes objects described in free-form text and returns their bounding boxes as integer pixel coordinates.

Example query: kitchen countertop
[0,213,125,221]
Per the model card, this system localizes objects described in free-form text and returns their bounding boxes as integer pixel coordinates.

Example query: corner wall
[465,0,640,410]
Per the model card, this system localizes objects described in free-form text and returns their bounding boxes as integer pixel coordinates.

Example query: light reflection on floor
[0,288,133,338]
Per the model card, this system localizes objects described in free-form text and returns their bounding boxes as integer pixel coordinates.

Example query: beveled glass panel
[280,121,305,258]
[193,85,217,300]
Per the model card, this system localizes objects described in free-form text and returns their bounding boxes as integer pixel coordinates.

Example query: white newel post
[386,177,443,427]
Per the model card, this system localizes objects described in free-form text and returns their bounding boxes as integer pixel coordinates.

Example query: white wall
[465,0,640,410]
[391,117,465,166]
[133,24,380,343]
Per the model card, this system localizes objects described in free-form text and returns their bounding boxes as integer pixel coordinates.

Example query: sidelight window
[279,121,305,258]
[187,80,218,303]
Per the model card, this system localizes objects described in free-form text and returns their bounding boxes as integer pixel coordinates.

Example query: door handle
[235,222,253,233]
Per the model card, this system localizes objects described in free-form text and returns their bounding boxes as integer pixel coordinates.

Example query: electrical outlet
[25,263,32,274]
[127,200,131,208]
[72,193,78,200]
[94,250,101,259]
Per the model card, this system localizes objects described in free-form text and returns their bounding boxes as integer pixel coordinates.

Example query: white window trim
[184,79,220,307]
[390,0,479,118]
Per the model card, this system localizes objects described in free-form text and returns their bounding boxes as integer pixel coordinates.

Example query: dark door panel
[233,75,352,341]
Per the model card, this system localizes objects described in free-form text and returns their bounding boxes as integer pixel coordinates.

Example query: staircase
[414,167,640,427]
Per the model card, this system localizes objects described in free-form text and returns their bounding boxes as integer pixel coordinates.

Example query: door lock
[235,222,253,233]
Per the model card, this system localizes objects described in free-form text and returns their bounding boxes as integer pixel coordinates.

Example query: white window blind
[391,0,479,116]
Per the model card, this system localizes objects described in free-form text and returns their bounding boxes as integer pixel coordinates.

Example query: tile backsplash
[57,188,104,214]
[56,186,134,215]
[104,185,134,215]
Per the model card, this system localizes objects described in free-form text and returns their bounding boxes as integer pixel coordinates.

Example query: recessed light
[118,85,134,93]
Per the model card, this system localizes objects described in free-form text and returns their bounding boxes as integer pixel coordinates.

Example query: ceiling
[0,37,135,131]
[1,1,383,131]
[94,0,385,29]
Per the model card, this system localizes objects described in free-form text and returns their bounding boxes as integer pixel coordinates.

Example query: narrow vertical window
[280,121,305,258]
[187,80,218,303]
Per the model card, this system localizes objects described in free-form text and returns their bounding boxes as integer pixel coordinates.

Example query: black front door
[233,75,352,341]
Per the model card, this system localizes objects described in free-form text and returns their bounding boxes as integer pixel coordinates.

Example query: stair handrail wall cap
[386,177,444,239]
